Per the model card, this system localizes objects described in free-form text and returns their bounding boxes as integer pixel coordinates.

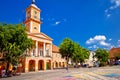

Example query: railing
[25,54,44,57]
[45,55,51,57]
[24,53,52,58]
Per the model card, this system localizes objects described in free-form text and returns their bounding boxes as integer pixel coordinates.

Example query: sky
[0,0,120,50]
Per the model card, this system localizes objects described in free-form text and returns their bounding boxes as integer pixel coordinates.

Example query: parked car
[93,62,100,67]
[114,61,120,65]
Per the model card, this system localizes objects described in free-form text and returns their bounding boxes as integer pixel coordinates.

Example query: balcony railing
[25,54,45,57]
[24,53,52,58]
[45,53,52,58]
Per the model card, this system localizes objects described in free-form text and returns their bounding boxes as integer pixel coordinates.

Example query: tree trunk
[66,57,69,72]
[75,60,78,68]
[6,62,10,74]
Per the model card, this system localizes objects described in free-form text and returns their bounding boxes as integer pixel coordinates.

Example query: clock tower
[24,0,41,33]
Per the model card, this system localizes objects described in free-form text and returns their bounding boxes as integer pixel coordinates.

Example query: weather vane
[32,0,35,4]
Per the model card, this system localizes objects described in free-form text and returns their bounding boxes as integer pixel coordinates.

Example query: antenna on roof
[32,0,35,4]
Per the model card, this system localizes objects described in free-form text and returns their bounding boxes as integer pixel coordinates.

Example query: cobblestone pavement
[1,66,120,80]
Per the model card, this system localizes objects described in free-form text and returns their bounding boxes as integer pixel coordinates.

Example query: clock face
[34,11,38,19]
[34,27,37,29]
[34,11,37,14]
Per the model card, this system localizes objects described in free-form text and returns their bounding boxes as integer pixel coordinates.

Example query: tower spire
[32,0,35,4]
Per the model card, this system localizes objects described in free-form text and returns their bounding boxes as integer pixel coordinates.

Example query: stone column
[65,62,67,68]
[50,43,52,57]
[36,41,38,57]
[43,42,46,57]
[35,60,38,71]
[50,61,53,70]
[54,62,56,68]
[52,62,54,69]
[43,60,46,70]
[25,59,29,73]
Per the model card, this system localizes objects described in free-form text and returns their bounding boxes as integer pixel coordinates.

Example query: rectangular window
[46,49,49,56]
[40,49,43,56]
[33,49,35,56]
[27,11,31,18]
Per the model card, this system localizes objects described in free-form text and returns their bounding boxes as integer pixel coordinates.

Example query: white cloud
[93,45,98,49]
[53,18,67,26]
[99,41,110,46]
[105,9,108,13]
[87,37,120,50]
[47,18,67,26]
[118,45,120,47]
[86,35,106,44]
[110,0,120,9]
[117,40,120,44]
[118,40,120,42]
[117,40,120,47]
[110,45,115,48]
[88,46,93,49]
[109,39,112,41]
[86,35,112,50]
[105,0,120,17]
[86,38,94,44]
[94,35,106,41]
[107,14,111,18]
[55,21,61,25]
[88,45,98,49]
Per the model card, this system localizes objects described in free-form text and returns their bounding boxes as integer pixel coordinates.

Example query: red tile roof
[52,45,59,53]
[109,47,120,58]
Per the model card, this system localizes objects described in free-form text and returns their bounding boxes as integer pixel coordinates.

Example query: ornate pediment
[27,32,53,41]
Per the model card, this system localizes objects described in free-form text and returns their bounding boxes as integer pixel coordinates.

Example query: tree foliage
[59,38,74,69]
[115,55,120,60]
[72,42,84,64]
[72,42,89,65]
[95,48,109,66]
[0,23,33,70]
[59,38,90,68]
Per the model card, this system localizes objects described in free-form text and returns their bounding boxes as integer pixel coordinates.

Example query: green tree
[95,48,109,66]
[59,38,74,70]
[0,23,33,72]
[82,48,90,61]
[72,42,90,67]
[72,42,84,66]
[115,55,120,60]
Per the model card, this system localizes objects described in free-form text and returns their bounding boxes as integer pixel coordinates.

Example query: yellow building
[0,0,67,74]
[22,0,66,72]
[52,45,66,69]
[22,0,53,72]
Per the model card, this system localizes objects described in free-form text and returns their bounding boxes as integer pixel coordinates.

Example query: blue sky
[0,0,120,50]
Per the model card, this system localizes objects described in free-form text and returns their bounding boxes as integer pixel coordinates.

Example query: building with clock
[0,0,67,74]
[21,0,66,72]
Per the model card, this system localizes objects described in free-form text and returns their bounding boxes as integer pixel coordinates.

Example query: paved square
[1,66,120,80]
